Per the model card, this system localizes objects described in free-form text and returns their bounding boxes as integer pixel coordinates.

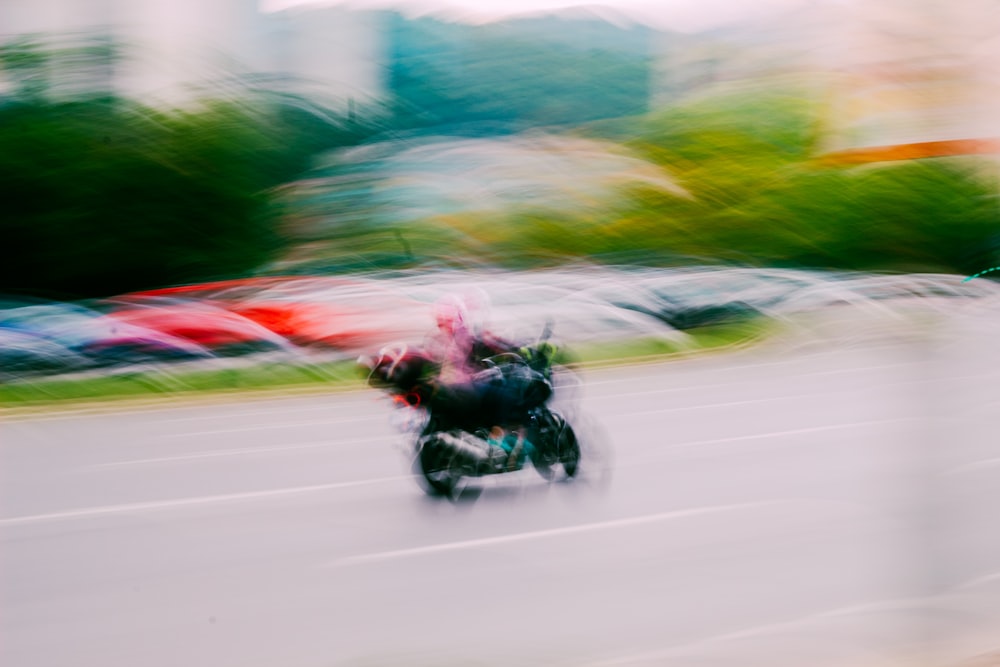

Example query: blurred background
[1,0,998,380]
[1,1,999,667]
[2,0,998,295]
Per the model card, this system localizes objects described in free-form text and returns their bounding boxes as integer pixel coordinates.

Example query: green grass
[0,358,365,410]
[563,318,772,366]
[0,320,772,412]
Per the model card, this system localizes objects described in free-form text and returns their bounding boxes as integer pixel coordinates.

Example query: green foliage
[0,37,51,100]
[271,79,998,277]
[737,160,1000,272]
[578,85,1000,273]
[0,359,363,408]
[0,91,386,298]
[629,89,822,161]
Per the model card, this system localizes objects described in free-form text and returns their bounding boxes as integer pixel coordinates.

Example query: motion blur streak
[326,501,784,567]
[0,475,413,526]
[3,309,1000,667]
[2,0,1000,666]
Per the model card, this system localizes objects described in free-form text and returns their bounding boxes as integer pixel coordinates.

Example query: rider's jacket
[423,329,518,385]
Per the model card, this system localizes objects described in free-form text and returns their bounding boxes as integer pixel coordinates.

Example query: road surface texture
[2,307,999,667]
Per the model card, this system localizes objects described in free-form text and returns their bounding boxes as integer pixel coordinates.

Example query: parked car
[0,327,91,378]
[629,268,822,329]
[0,300,213,370]
[102,296,295,357]
[223,279,436,352]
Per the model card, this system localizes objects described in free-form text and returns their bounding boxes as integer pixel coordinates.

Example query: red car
[104,297,293,356]
[226,294,433,352]
[126,276,435,353]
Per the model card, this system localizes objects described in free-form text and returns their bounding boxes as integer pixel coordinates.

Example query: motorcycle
[359,338,584,497]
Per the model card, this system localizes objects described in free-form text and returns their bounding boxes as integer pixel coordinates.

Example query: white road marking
[582,596,935,666]
[946,458,1000,475]
[606,414,908,439]
[0,389,375,423]
[73,415,909,480]
[581,354,918,389]
[0,475,413,527]
[956,571,1000,590]
[597,371,991,408]
[88,435,392,468]
[604,419,913,469]
[325,501,781,568]
[582,564,1000,666]
[152,398,380,423]
[160,414,382,436]
[603,394,840,415]
[155,383,898,437]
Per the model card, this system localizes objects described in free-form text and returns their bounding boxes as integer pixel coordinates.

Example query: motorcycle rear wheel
[414,437,459,496]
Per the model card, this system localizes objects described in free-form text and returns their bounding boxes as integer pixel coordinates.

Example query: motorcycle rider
[423,292,564,469]
[425,293,514,376]
[422,293,524,428]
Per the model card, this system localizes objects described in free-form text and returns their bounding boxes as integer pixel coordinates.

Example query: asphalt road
[2,309,999,667]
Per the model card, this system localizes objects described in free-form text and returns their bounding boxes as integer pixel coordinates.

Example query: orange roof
[818,138,1000,166]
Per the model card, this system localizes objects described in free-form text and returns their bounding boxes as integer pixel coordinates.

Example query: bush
[0,94,384,298]
[585,85,1000,274]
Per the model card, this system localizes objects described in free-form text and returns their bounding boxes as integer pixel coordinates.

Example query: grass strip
[0,319,772,412]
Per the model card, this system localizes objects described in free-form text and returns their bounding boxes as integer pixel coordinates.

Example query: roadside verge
[0,319,773,417]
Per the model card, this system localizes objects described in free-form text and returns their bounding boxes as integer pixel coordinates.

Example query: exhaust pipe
[423,431,507,475]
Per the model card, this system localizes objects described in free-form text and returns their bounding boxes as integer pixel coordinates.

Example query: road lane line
[604,419,913,469]
[601,395,842,415]
[0,389,376,422]
[946,457,1000,475]
[665,418,913,445]
[956,571,1000,590]
[152,398,381,423]
[325,501,781,568]
[161,414,382,436]
[605,413,908,436]
[582,596,935,666]
[595,371,997,411]
[586,576,1000,666]
[581,356,919,389]
[0,475,413,526]
[75,417,910,475]
[89,435,392,468]
[158,385,901,438]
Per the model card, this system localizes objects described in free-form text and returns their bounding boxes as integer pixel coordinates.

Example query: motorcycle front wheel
[531,410,580,481]
[557,419,581,479]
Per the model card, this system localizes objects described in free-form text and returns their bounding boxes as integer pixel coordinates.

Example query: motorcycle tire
[557,420,581,479]
[532,410,580,480]
[532,456,555,481]
[526,411,557,480]
[414,437,459,497]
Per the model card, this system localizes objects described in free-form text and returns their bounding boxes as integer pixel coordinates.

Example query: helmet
[459,286,491,334]
[432,294,469,334]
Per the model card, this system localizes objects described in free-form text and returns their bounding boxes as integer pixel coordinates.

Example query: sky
[259,0,819,32]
